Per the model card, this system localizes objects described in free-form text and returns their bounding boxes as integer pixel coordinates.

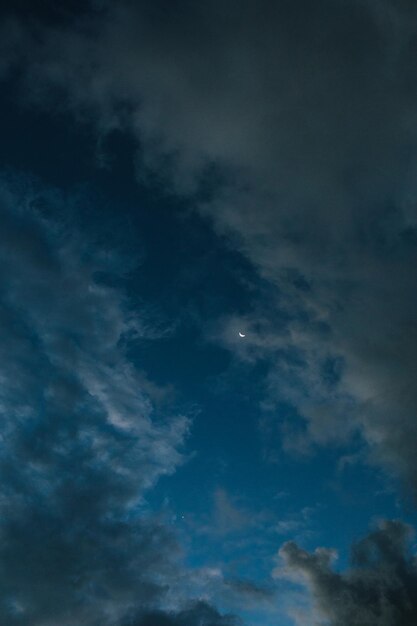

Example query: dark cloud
[125,601,240,626]
[278,519,417,626]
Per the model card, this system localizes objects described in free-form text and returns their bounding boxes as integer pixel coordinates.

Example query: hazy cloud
[212,489,250,535]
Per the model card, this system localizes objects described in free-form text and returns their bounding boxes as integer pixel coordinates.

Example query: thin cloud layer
[278,519,417,626]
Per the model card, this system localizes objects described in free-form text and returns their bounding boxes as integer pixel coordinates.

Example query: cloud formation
[3,5,417,625]
[126,601,240,626]
[3,0,417,505]
[278,519,417,626]
[3,0,417,493]
[0,178,245,625]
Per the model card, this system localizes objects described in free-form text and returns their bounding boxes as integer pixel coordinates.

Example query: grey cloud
[4,0,417,489]
[223,579,274,606]
[0,179,200,625]
[125,601,240,626]
[278,519,417,626]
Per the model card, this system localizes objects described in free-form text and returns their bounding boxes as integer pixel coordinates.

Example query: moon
[238,332,246,338]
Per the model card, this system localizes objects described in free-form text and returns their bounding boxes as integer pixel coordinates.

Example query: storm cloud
[278,519,417,625]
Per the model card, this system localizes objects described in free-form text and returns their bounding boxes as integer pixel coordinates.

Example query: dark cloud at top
[279,519,417,625]
[3,0,416,491]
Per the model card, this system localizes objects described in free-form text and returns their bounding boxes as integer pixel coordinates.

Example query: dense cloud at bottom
[278,519,417,626]
[125,601,239,626]
[3,0,417,490]
[0,181,237,626]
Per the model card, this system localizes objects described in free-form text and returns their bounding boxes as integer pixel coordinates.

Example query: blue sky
[2,2,417,625]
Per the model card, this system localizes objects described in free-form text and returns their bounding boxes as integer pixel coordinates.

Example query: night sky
[2,2,417,625]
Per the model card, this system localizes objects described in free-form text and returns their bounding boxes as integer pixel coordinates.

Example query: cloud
[277,519,417,625]
[190,488,271,540]
[0,178,244,625]
[273,506,316,539]
[212,489,250,535]
[125,601,240,626]
[222,579,274,608]
[3,0,417,491]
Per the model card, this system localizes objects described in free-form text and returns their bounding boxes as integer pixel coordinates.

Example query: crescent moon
[238,332,246,338]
